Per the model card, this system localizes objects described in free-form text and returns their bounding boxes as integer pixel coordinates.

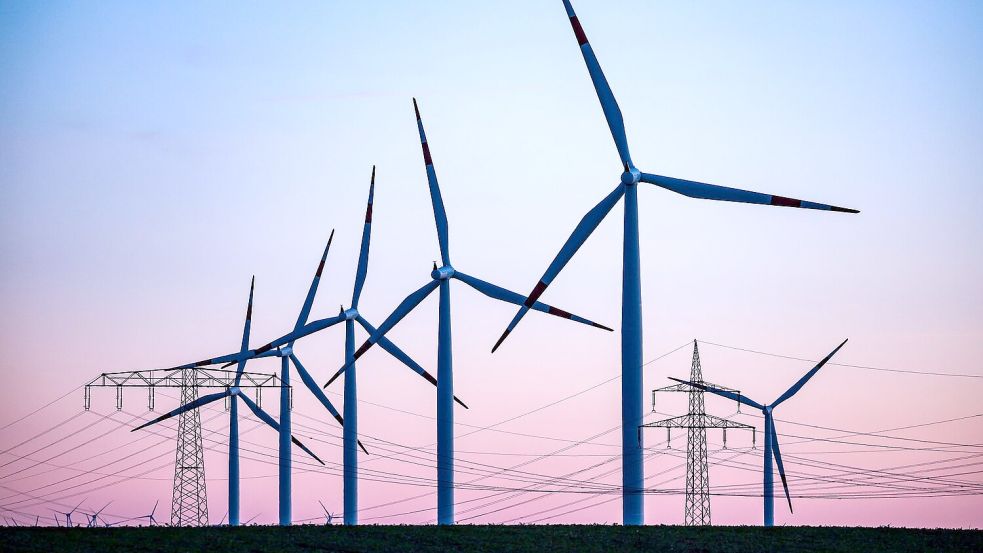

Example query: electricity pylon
[85,366,284,526]
[640,340,754,526]
[170,365,208,526]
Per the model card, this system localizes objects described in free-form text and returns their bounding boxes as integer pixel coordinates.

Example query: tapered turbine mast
[132,277,325,527]
[491,0,859,526]
[262,167,456,525]
[203,168,454,525]
[672,339,848,526]
[325,98,612,525]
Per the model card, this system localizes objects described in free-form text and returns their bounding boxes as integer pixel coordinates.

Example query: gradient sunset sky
[1,0,981,527]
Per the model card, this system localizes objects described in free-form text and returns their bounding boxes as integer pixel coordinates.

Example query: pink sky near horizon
[1,0,981,528]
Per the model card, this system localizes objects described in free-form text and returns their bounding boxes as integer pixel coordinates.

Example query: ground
[3,524,982,553]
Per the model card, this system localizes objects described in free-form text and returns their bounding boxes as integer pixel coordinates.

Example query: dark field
[3,524,982,553]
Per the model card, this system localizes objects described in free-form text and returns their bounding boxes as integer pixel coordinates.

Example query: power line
[699,340,983,379]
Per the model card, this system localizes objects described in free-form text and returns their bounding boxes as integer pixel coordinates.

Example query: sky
[1,0,982,528]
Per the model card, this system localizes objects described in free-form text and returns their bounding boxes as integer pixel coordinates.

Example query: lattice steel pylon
[640,340,754,526]
[85,366,284,527]
[170,366,208,526]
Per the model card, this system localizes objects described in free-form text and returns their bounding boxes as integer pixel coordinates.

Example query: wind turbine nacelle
[342,308,359,321]
[277,346,293,357]
[230,386,242,396]
[431,265,455,280]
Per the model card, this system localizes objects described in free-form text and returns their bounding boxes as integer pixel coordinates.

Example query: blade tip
[491,330,511,353]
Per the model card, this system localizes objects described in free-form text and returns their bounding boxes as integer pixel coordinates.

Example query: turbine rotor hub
[230,386,241,396]
[277,346,293,357]
[621,167,641,186]
[342,307,359,321]
[431,265,455,280]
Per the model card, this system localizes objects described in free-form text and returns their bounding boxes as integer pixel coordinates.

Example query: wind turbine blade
[772,339,848,408]
[96,501,112,516]
[561,0,632,168]
[356,315,469,409]
[254,314,347,356]
[164,350,243,371]
[233,276,256,386]
[492,183,625,352]
[291,435,325,465]
[340,280,439,376]
[240,276,255,353]
[241,393,328,460]
[288,354,344,423]
[639,173,859,214]
[770,418,793,513]
[352,167,375,308]
[454,271,612,332]
[668,377,765,411]
[288,355,368,454]
[131,390,229,431]
[252,349,281,360]
[238,392,278,430]
[295,230,335,334]
[413,98,450,265]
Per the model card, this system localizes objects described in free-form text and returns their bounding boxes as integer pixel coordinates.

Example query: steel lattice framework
[641,341,754,526]
[84,367,284,526]
[170,366,208,526]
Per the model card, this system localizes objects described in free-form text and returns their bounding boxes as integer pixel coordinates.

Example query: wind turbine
[326,98,612,525]
[159,235,354,528]
[212,168,449,525]
[55,499,84,528]
[318,500,336,525]
[492,0,860,525]
[85,501,112,527]
[140,500,160,527]
[132,277,325,527]
[163,237,349,527]
[308,166,471,525]
[671,339,848,526]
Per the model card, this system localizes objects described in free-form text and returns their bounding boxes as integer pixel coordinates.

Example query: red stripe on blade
[422,142,433,166]
[365,203,373,223]
[547,306,572,319]
[770,195,802,208]
[524,281,548,307]
[570,16,588,45]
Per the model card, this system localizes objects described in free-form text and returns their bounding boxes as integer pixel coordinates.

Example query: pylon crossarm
[652,381,741,395]
[700,413,756,430]
[85,368,281,389]
[641,414,696,429]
